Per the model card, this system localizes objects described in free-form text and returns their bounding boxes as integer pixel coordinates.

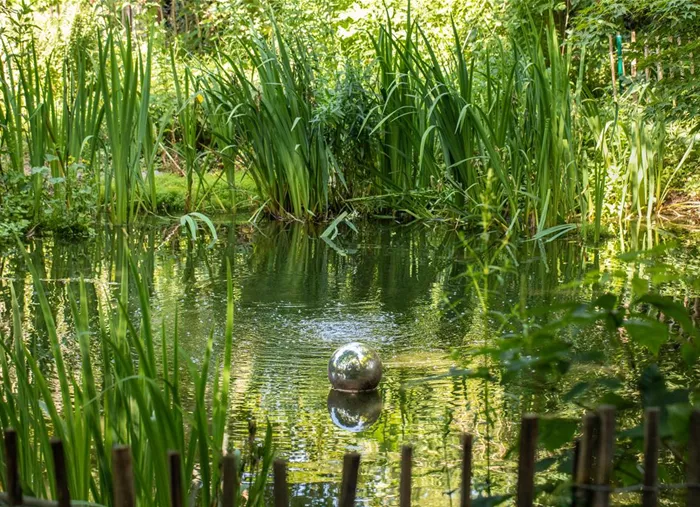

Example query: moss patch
[153,171,259,213]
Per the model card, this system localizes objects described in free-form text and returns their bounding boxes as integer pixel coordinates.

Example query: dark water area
[1,220,698,505]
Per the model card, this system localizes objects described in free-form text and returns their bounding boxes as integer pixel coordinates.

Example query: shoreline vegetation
[0,0,698,243]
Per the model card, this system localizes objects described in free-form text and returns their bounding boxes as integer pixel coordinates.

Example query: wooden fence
[608,31,696,98]
[2,406,700,506]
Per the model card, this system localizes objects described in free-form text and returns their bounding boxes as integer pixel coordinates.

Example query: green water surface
[1,220,698,505]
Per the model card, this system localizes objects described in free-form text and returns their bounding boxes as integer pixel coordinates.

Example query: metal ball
[328,342,383,392]
[327,389,382,432]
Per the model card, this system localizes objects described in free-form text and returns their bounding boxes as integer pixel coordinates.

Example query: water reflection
[0,219,698,505]
[327,389,383,432]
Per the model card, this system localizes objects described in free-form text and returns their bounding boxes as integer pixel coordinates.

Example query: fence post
[461,433,473,507]
[168,451,183,507]
[222,453,239,507]
[400,445,413,507]
[593,406,615,507]
[4,429,22,506]
[657,41,663,80]
[274,459,289,507]
[112,446,136,507]
[51,439,71,507]
[644,43,651,80]
[517,414,538,507]
[339,452,361,507]
[609,35,618,99]
[642,408,660,507]
[687,410,700,506]
[631,31,637,77]
[574,412,599,507]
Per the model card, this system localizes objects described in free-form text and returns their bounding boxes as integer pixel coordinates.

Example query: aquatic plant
[202,19,341,220]
[98,26,153,224]
[0,243,273,505]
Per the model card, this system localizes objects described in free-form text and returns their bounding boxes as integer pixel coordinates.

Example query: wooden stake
[642,408,660,507]
[222,454,239,507]
[593,406,616,507]
[4,429,22,506]
[690,52,695,76]
[112,446,136,507]
[168,451,183,507]
[687,410,700,506]
[517,414,539,507]
[461,433,473,507]
[339,452,361,507]
[631,31,637,77]
[657,42,663,81]
[645,44,651,80]
[669,37,675,78]
[400,445,413,507]
[51,439,71,507]
[574,413,599,507]
[274,459,289,507]
[609,35,618,99]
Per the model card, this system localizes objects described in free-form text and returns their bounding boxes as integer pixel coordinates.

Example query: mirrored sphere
[327,389,382,432]
[328,342,383,392]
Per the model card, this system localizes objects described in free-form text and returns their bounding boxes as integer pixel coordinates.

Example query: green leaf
[594,293,617,311]
[681,342,699,366]
[623,317,669,354]
[631,276,649,297]
[538,417,578,451]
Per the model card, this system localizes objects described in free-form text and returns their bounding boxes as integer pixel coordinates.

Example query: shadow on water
[0,219,698,505]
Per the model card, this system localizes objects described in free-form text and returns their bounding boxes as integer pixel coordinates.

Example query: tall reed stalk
[204,19,339,219]
[98,26,153,224]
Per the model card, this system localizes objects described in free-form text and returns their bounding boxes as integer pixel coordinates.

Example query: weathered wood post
[274,459,289,507]
[4,429,22,506]
[574,412,599,507]
[51,439,71,507]
[222,453,239,507]
[642,408,660,507]
[168,451,183,507]
[400,445,413,507]
[517,415,538,507]
[339,452,361,507]
[461,433,473,507]
[593,406,615,507]
[112,446,136,507]
[687,410,700,506]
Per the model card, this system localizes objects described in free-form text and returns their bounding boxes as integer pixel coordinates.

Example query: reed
[370,5,436,193]
[0,242,273,506]
[98,25,153,224]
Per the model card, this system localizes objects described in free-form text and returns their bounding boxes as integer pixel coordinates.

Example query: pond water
[1,220,698,505]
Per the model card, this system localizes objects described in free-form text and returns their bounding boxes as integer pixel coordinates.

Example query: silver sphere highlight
[328,342,383,392]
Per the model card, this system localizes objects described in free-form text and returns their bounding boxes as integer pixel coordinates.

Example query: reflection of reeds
[0,243,272,506]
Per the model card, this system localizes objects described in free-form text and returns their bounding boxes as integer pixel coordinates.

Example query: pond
[1,220,698,506]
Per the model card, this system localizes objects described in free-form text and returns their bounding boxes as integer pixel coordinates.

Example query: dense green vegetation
[0,0,699,504]
[1,0,698,240]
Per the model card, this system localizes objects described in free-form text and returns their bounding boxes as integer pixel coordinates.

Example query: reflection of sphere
[328,342,383,392]
[327,389,382,432]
